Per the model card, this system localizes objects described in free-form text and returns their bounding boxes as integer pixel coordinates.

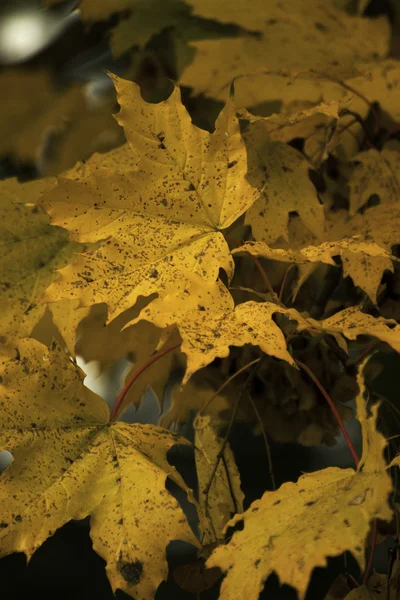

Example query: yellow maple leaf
[194,414,245,541]
[243,131,325,244]
[237,201,400,305]
[0,338,200,599]
[206,358,393,599]
[349,146,400,215]
[126,277,295,383]
[239,99,340,168]
[181,0,389,102]
[298,306,400,355]
[40,74,259,322]
[0,178,88,347]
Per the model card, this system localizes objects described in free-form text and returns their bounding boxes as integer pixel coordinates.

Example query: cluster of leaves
[2,0,400,598]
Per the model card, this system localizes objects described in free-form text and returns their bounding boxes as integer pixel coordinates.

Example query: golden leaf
[237,201,400,305]
[243,133,325,243]
[0,178,86,347]
[294,305,400,355]
[181,0,389,102]
[194,414,245,540]
[349,147,400,215]
[40,75,259,321]
[126,277,295,383]
[0,338,200,599]
[206,358,393,600]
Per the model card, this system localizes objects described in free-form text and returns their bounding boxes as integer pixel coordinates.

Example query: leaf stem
[294,359,360,467]
[198,358,260,416]
[347,340,380,366]
[225,233,284,306]
[362,518,377,585]
[333,79,380,134]
[108,341,181,424]
[279,264,294,303]
[203,360,262,508]
[248,392,276,490]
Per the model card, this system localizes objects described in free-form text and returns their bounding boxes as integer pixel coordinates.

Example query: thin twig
[333,79,380,133]
[279,264,294,304]
[109,341,181,423]
[198,358,260,416]
[347,340,380,366]
[294,359,359,467]
[203,360,262,508]
[362,519,378,585]
[248,393,276,490]
[225,233,284,306]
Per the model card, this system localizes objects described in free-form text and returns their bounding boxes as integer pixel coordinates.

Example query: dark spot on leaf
[228,160,237,169]
[14,515,22,522]
[31,423,37,428]
[273,500,281,505]
[0,523,8,528]
[149,269,159,279]
[118,518,123,525]
[120,560,143,584]
[254,559,261,567]
[344,519,350,527]
[305,501,316,507]
[198,305,205,311]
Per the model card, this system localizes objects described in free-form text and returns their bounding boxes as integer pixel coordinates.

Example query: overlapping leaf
[243,130,325,244]
[0,338,200,599]
[0,177,88,347]
[40,74,259,322]
[206,359,393,599]
[236,200,400,304]
[194,414,244,540]
[126,277,296,383]
[349,146,400,215]
[181,0,389,102]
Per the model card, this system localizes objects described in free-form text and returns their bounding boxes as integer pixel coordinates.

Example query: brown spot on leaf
[120,560,143,584]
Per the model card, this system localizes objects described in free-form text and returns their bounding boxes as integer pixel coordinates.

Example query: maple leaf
[0,178,89,348]
[126,277,295,384]
[180,0,389,102]
[40,74,259,322]
[0,338,200,599]
[237,201,400,305]
[239,99,340,168]
[206,358,393,600]
[243,130,325,244]
[194,414,245,540]
[291,305,400,355]
[349,146,400,215]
